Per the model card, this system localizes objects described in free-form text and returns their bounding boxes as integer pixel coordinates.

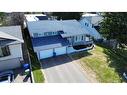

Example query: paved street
[41,55,90,83]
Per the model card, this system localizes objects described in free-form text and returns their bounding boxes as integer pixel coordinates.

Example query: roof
[25,14,48,22]
[82,13,100,17]
[79,18,102,40]
[27,20,90,38]
[32,35,69,50]
[0,39,15,46]
[0,26,24,46]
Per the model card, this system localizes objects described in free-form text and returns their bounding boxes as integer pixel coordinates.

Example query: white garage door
[0,58,21,72]
[39,49,53,59]
[55,47,67,56]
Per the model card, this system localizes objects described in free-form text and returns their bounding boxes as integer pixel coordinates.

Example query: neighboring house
[25,14,48,22]
[82,13,103,27]
[0,26,24,71]
[26,18,93,59]
[24,14,49,28]
[79,17,103,40]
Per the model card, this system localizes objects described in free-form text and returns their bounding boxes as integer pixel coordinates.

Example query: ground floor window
[0,46,10,57]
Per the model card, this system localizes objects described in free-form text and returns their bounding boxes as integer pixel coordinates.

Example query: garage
[54,47,67,56]
[39,47,67,59]
[0,58,21,71]
[32,35,69,59]
[39,49,53,59]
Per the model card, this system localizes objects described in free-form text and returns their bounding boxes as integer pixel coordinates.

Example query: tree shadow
[41,55,72,69]
[41,52,92,69]
[97,44,127,82]
[70,51,92,60]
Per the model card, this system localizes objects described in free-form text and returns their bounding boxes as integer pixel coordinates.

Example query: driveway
[41,55,90,83]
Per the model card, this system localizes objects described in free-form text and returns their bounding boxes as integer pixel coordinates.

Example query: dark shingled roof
[31,35,69,50]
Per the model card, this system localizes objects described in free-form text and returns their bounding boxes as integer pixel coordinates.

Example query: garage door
[54,47,67,56]
[39,49,53,59]
[0,58,21,72]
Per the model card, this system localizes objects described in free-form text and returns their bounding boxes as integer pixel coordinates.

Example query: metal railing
[72,41,93,46]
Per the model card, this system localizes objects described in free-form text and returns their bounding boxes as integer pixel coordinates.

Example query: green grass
[23,28,45,83]
[30,52,45,83]
[70,44,127,83]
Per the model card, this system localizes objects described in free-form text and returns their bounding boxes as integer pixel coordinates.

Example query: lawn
[23,28,45,83]
[70,44,127,83]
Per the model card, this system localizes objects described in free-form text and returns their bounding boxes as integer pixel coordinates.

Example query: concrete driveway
[41,55,90,83]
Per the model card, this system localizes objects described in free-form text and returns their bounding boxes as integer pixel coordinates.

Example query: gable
[0,26,24,43]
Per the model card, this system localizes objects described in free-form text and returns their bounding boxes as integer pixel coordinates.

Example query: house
[25,14,48,22]
[79,17,103,40]
[26,18,93,59]
[82,13,103,27]
[24,14,49,28]
[0,26,24,71]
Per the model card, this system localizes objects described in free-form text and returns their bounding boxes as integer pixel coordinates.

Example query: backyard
[70,44,127,83]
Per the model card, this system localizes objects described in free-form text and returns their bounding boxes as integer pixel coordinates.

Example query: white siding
[0,44,23,61]
[73,35,85,42]
[0,58,21,71]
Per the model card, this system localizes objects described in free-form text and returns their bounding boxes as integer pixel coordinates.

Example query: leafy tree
[100,12,127,46]
[9,12,24,29]
[0,12,6,25]
[52,12,83,20]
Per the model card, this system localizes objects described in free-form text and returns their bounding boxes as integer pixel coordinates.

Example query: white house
[82,13,103,27]
[25,14,48,22]
[79,18,102,40]
[26,18,94,59]
[0,26,24,71]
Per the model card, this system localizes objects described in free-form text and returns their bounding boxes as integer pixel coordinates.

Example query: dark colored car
[0,70,14,83]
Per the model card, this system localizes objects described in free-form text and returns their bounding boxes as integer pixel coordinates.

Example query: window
[92,24,94,28]
[44,32,53,36]
[75,36,77,41]
[0,46,10,57]
[81,36,84,40]
[33,33,39,37]
[48,32,52,36]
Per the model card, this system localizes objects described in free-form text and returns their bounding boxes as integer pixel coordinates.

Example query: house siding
[0,44,23,61]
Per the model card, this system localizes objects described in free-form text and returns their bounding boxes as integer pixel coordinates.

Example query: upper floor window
[33,33,39,37]
[92,24,94,28]
[0,46,10,58]
[75,36,77,41]
[44,32,53,36]
[81,36,84,40]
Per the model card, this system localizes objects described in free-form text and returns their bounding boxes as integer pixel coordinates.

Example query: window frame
[0,46,11,58]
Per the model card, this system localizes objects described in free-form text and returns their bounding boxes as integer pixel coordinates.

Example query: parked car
[0,70,14,83]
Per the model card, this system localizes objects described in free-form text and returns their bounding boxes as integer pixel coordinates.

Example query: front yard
[70,44,127,83]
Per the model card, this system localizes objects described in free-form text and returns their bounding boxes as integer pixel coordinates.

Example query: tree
[52,12,83,20]
[100,12,127,47]
[9,12,24,29]
[0,12,6,25]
